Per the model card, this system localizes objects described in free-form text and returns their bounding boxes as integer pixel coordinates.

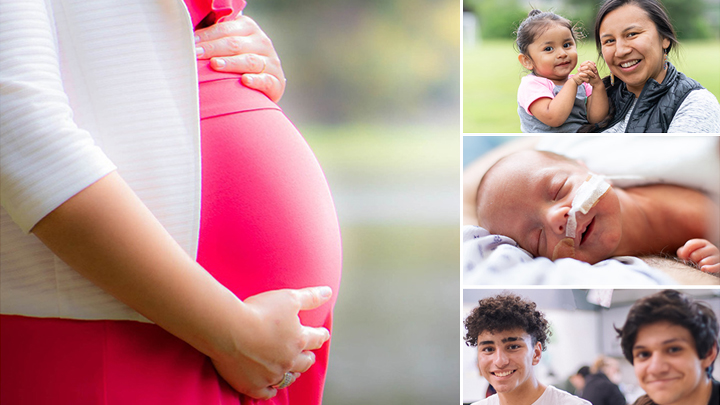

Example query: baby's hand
[677,239,720,273]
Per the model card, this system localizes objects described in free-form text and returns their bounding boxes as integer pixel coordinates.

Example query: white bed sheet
[463,225,677,285]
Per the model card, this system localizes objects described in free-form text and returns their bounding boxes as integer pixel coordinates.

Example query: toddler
[476,150,719,272]
[516,10,609,133]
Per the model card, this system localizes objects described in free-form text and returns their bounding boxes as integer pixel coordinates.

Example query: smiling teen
[464,293,590,405]
[616,290,720,405]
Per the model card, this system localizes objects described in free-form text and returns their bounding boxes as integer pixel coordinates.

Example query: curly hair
[464,293,551,350]
[615,289,719,378]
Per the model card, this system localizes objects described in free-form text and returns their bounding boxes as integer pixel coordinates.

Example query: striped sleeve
[0,0,117,233]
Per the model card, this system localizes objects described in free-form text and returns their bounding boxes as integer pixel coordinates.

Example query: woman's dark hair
[615,290,719,378]
[515,9,583,57]
[464,293,551,350]
[594,0,678,57]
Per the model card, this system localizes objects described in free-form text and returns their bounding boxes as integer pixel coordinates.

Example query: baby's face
[478,151,622,264]
[522,24,578,84]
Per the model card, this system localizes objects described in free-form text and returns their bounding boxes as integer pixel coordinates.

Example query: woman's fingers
[196,35,271,59]
[209,286,332,397]
[194,16,258,44]
[211,53,268,73]
[241,73,285,103]
[293,352,316,373]
[247,387,278,401]
[303,326,331,351]
[294,286,333,311]
[194,15,286,101]
[211,53,287,102]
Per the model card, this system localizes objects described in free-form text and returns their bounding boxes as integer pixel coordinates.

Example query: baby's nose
[547,206,569,234]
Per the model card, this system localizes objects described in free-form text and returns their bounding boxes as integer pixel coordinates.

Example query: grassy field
[463,39,720,133]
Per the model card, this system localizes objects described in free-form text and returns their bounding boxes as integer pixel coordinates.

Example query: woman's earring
[664,50,668,70]
[610,72,615,86]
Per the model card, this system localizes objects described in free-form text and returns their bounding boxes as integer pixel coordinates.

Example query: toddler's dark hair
[515,9,584,57]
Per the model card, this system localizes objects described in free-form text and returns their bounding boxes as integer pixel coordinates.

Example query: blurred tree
[661,0,713,39]
[466,0,716,42]
[570,0,714,41]
[244,0,460,125]
[464,0,526,40]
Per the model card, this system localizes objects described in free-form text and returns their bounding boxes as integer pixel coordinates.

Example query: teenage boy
[616,289,720,405]
[464,293,590,405]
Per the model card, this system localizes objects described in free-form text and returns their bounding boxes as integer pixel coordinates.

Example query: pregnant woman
[0,0,341,404]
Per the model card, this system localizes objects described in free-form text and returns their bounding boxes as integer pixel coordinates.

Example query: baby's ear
[518,54,534,71]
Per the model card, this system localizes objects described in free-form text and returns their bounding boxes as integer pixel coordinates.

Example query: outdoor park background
[246,1,461,404]
[463,0,720,132]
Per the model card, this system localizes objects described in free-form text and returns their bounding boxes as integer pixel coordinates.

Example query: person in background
[581,356,626,405]
[569,366,591,396]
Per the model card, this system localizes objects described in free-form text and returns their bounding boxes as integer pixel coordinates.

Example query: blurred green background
[463,0,720,132]
[246,1,461,404]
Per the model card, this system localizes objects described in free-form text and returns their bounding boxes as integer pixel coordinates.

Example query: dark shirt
[581,372,626,405]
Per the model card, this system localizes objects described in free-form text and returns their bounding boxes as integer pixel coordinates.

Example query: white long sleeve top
[0,0,201,321]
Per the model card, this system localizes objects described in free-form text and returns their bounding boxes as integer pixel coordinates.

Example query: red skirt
[1,63,342,405]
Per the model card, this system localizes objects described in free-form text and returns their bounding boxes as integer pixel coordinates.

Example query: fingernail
[194,35,201,43]
[244,75,254,85]
[195,47,204,56]
[212,58,226,69]
[318,286,332,298]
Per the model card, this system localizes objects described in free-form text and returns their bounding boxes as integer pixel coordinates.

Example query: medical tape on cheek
[552,237,575,260]
[565,174,611,238]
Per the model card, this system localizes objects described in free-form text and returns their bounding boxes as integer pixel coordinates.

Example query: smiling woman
[583,0,720,133]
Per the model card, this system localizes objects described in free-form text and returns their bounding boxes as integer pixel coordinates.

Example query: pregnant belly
[195,62,342,328]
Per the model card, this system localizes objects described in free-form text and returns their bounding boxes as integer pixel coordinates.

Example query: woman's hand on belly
[211,286,333,399]
[195,15,286,102]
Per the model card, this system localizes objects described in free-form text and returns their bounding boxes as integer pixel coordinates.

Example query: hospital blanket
[463,225,677,285]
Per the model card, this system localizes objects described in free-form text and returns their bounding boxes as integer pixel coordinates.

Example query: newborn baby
[476,150,720,272]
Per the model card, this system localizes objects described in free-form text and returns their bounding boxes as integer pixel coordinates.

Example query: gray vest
[584,63,703,133]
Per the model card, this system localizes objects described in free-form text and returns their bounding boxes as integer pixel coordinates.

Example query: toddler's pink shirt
[518,74,593,116]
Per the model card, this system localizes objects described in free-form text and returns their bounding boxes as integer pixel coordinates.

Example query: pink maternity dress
[0,1,342,404]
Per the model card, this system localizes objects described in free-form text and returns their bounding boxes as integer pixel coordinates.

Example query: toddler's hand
[572,73,587,86]
[577,61,603,87]
[677,239,720,273]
